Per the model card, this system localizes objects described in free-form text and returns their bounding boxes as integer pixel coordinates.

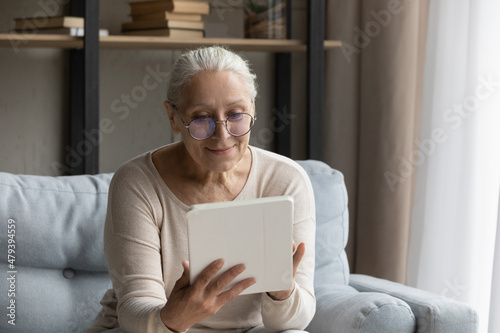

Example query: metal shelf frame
[69,0,100,175]
[67,0,326,174]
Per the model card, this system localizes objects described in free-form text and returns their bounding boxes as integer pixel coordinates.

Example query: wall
[0,0,308,175]
[0,2,68,175]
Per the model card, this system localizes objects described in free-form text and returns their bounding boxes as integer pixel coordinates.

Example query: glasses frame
[173,106,257,141]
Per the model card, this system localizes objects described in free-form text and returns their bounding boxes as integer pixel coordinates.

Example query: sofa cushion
[349,274,479,333]
[308,285,416,332]
[0,172,112,270]
[296,160,350,287]
[0,172,113,332]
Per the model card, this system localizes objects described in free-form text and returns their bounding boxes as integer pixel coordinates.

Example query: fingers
[217,277,256,303]
[182,260,190,272]
[193,259,224,289]
[206,263,247,296]
[292,242,306,277]
[164,260,254,328]
[172,260,191,291]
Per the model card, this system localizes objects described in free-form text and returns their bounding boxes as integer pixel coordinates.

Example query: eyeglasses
[175,108,256,141]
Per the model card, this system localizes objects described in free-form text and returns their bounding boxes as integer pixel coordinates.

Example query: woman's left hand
[266,241,305,301]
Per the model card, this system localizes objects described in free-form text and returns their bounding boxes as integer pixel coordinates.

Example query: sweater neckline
[146,144,256,211]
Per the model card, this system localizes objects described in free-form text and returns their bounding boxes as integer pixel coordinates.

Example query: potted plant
[245,0,286,39]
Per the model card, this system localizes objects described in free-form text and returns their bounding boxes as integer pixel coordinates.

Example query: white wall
[0,0,307,175]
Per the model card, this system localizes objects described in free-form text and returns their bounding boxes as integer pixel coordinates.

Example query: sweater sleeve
[259,159,317,330]
[260,217,316,330]
[103,163,175,333]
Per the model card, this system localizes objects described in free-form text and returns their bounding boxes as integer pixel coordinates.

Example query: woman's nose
[212,120,231,140]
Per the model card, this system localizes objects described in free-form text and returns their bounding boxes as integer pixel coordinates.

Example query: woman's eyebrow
[186,100,248,109]
[225,99,248,107]
[186,102,213,109]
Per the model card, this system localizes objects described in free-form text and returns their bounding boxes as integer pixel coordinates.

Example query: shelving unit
[0,34,340,52]
[0,0,338,175]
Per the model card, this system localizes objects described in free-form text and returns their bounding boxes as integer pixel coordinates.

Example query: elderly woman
[89,46,316,333]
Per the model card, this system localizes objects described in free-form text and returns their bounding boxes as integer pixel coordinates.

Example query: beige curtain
[324,0,429,284]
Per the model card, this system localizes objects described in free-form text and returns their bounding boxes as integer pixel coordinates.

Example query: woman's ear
[164,101,180,134]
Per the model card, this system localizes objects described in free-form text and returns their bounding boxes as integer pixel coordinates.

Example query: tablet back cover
[187,196,293,295]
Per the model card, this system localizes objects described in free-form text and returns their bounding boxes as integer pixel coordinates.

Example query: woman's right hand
[160,259,256,332]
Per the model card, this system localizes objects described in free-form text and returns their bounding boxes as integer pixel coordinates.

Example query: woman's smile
[206,145,235,154]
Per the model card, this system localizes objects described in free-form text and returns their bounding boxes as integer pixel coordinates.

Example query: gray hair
[166,46,258,108]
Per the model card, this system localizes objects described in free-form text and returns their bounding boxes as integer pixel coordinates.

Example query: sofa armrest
[307,284,415,332]
[349,274,478,333]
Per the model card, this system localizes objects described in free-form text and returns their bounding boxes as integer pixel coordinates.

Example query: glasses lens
[188,117,215,140]
[227,113,254,136]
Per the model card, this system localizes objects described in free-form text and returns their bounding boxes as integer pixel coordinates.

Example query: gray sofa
[0,160,477,332]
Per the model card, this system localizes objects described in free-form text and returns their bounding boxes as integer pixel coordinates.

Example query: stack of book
[121,0,210,38]
[12,16,109,36]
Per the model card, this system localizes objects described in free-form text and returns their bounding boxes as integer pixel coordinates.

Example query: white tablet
[187,196,294,295]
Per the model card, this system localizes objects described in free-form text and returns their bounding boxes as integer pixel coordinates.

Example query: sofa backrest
[0,160,350,332]
[296,160,350,288]
[0,172,113,332]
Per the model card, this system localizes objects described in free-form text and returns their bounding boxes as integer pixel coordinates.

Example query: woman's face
[168,70,255,173]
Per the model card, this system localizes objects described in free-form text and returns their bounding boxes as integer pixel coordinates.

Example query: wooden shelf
[0,33,83,49]
[0,33,341,52]
[100,36,341,52]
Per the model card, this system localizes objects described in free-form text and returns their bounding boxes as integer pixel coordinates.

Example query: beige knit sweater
[89,145,316,333]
